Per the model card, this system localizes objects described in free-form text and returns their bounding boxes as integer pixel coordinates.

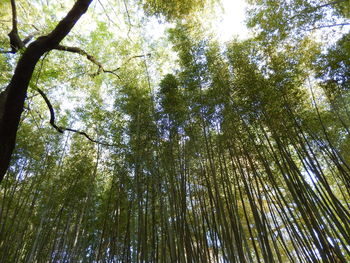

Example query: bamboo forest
[0,0,350,262]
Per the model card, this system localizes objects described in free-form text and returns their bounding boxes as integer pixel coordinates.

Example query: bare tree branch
[35,88,63,133]
[0,50,14,54]
[35,88,115,147]
[290,0,348,23]
[121,53,151,67]
[10,0,17,30]
[314,0,348,10]
[54,45,103,68]
[0,0,94,182]
[97,0,121,29]
[309,22,350,31]
[54,44,121,78]
[8,0,24,53]
[3,1,42,54]
[123,0,134,41]
[54,45,150,78]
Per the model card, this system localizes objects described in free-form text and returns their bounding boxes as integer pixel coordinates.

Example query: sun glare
[146,0,249,43]
[215,0,249,42]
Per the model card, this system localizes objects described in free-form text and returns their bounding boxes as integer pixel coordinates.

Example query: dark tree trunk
[0,0,93,183]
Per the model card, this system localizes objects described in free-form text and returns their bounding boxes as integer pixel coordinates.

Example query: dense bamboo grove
[0,0,350,262]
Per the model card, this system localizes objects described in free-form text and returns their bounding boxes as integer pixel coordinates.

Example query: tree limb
[10,0,17,32]
[4,1,42,53]
[8,0,24,53]
[121,54,151,67]
[309,22,350,31]
[314,0,348,10]
[0,0,94,182]
[54,45,120,79]
[0,50,14,54]
[54,44,121,78]
[54,45,150,78]
[54,45,103,70]
[289,0,348,22]
[123,0,134,41]
[35,88,64,133]
[36,88,115,147]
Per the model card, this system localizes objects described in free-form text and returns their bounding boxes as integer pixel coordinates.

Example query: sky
[59,0,250,114]
[215,0,249,42]
[145,0,249,43]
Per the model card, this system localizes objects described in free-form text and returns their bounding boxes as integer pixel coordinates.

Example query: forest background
[0,0,350,262]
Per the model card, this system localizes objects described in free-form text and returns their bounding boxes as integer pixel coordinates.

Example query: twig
[123,0,134,41]
[97,0,121,29]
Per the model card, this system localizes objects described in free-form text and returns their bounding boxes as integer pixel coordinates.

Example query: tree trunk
[0,0,93,183]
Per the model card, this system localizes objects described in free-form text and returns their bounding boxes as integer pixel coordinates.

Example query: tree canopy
[0,0,350,262]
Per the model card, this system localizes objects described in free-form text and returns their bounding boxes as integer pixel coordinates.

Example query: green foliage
[0,0,350,262]
[247,0,350,44]
[142,0,216,21]
[317,32,350,90]
[158,74,186,126]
